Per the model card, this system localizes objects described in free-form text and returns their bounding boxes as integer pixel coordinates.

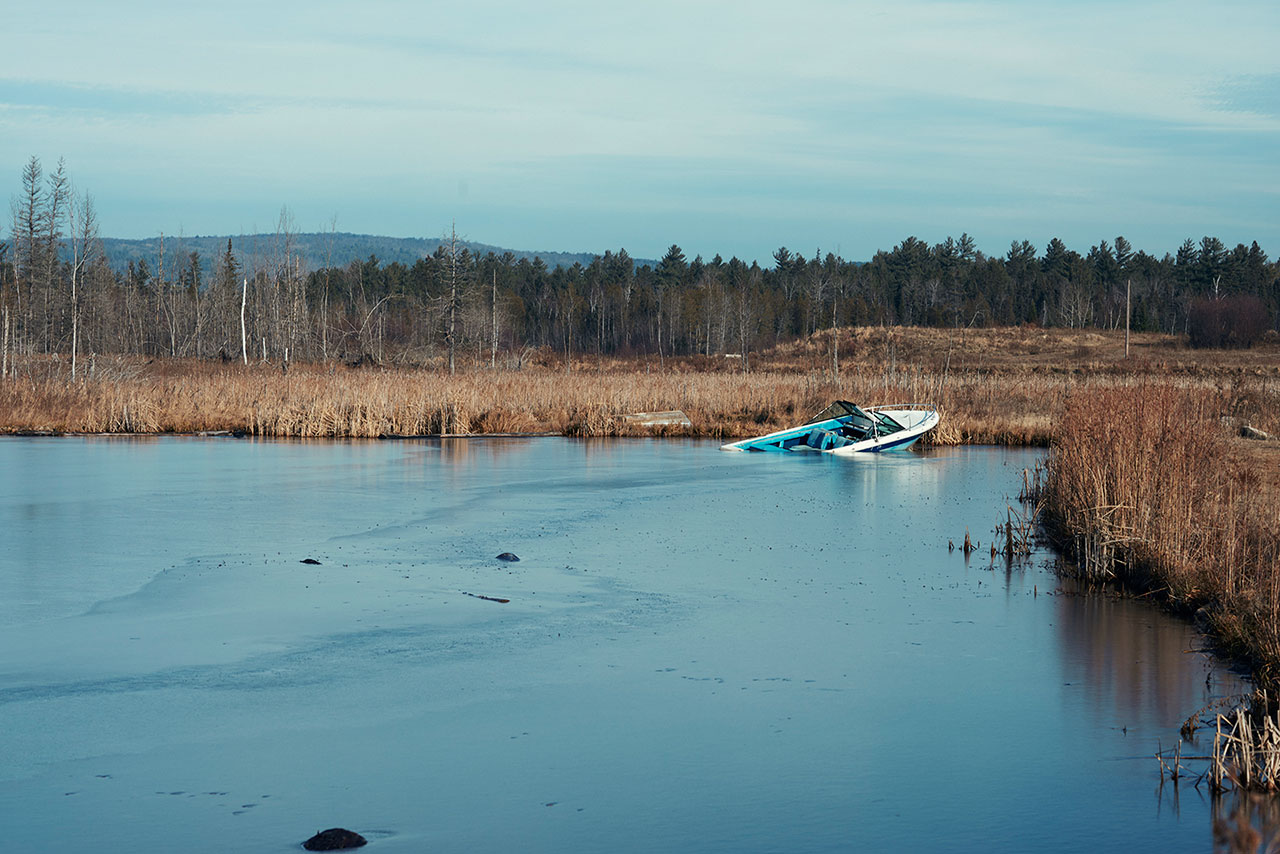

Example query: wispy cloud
[1211,73,1280,118]
[0,0,1276,260]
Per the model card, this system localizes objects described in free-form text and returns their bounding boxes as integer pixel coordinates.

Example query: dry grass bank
[0,357,1167,444]
[4,326,1277,442]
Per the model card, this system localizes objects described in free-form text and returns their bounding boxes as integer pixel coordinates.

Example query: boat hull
[720,404,939,455]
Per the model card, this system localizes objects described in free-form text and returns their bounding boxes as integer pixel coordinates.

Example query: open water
[0,436,1256,852]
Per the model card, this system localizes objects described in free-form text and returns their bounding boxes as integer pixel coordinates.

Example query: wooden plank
[620,410,693,428]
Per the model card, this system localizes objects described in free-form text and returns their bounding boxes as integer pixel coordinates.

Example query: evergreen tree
[1114,236,1133,271]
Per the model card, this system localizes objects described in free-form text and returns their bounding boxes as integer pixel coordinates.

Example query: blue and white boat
[720,401,939,455]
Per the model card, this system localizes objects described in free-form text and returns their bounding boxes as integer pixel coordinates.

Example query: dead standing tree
[11,156,42,361]
[440,223,467,375]
[67,190,100,380]
[39,159,69,355]
[1,241,9,379]
[733,266,762,374]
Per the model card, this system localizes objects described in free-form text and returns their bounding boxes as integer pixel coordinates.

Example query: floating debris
[496,552,520,562]
[300,558,322,565]
[464,592,510,604]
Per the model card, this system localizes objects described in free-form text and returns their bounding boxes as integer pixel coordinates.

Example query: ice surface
[0,437,1249,852]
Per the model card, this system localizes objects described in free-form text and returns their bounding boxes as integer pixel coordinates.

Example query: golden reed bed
[3,326,1276,442]
[1043,385,1280,675]
[0,360,1052,443]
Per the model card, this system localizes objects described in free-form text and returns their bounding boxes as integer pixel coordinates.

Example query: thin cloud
[0,0,1276,261]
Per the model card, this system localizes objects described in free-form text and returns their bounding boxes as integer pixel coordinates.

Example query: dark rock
[496,552,520,562]
[1194,607,1212,631]
[303,828,367,851]
[300,558,322,565]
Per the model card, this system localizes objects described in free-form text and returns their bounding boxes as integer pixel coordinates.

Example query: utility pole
[831,288,839,380]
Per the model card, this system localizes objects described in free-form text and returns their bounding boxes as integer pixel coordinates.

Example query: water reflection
[1211,792,1280,853]
[1054,578,1241,730]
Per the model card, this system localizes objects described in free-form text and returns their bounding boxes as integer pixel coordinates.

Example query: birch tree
[67,190,100,379]
[440,222,466,374]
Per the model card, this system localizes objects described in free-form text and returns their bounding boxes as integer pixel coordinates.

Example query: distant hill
[98,232,650,273]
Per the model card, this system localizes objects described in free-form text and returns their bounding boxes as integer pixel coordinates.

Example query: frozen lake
[0,436,1251,852]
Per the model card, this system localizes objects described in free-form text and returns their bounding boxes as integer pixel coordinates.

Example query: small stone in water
[302,827,367,851]
[300,558,322,565]
[496,552,520,562]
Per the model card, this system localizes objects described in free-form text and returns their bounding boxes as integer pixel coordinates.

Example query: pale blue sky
[3,0,1278,263]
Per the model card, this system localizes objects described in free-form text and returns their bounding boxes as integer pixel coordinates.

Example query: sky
[2,0,1278,265]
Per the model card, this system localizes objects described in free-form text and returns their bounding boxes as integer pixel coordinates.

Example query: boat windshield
[873,410,905,432]
[809,401,909,436]
[810,401,866,423]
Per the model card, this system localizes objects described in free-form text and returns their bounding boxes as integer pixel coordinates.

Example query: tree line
[3,156,1278,376]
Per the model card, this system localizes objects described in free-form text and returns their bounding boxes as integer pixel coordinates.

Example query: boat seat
[801,427,858,451]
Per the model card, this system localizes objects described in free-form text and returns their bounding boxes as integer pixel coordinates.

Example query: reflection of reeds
[1211,786,1280,852]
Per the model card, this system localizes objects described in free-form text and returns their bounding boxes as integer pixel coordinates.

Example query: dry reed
[4,327,1277,443]
[1041,383,1280,681]
[1043,379,1280,791]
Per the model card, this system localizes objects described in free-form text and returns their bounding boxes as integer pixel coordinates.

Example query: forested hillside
[98,233,607,276]
[3,156,1277,372]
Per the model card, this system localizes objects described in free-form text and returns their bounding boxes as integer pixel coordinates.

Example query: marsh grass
[1040,377,1280,791]
[1042,384,1280,682]
[4,326,1277,449]
[0,358,1101,443]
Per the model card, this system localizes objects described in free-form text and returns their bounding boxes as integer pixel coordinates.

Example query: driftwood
[378,431,558,440]
[620,410,693,428]
[463,592,510,603]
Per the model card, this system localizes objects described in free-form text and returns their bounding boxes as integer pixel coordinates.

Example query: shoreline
[4,326,1278,692]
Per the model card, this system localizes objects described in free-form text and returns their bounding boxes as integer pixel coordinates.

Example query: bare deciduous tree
[67,190,100,379]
